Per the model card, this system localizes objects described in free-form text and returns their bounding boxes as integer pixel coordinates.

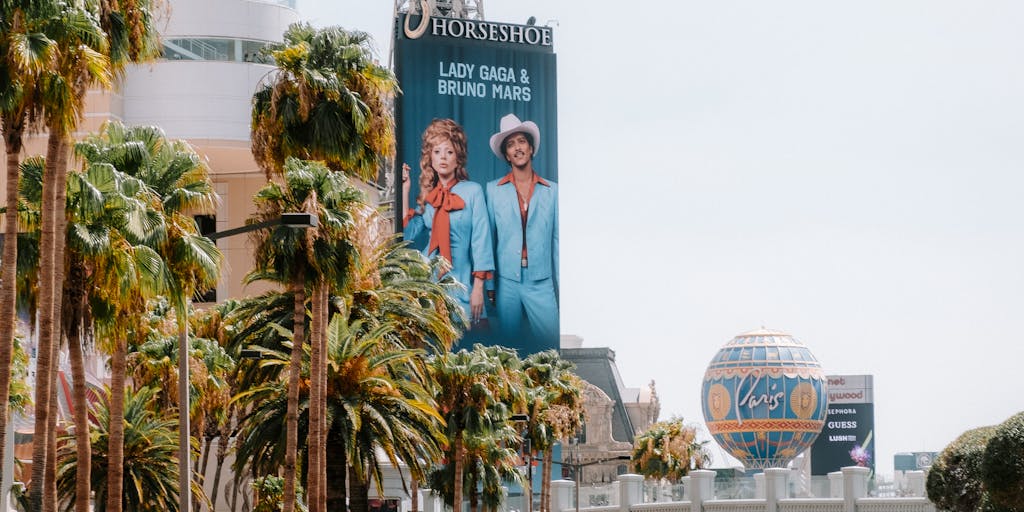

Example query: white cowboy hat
[489,113,540,159]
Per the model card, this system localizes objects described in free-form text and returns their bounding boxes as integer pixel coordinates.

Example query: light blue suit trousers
[486,175,559,350]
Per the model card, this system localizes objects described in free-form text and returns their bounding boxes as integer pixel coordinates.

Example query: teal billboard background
[394,14,559,356]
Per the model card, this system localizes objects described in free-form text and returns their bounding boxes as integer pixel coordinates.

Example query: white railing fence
[408,467,931,512]
[541,467,934,512]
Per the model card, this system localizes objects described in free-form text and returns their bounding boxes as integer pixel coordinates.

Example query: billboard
[894,452,938,471]
[811,375,876,475]
[393,11,559,356]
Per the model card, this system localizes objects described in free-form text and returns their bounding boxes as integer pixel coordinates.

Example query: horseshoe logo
[404,0,431,39]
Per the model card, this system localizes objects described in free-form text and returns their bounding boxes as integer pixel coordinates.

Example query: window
[194,215,217,303]
[162,38,275,63]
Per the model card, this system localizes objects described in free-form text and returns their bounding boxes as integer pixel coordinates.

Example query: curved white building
[124,0,297,141]
[120,0,300,301]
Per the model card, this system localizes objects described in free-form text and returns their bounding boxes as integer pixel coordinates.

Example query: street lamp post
[177,213,317,512]
[510,414,531,512]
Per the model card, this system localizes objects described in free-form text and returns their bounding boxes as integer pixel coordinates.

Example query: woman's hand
[470,279,485,324]
[402,163,411,206]
[403,163,411,197]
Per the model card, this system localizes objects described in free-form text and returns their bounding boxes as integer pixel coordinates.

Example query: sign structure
[701,329,829,469]
[393,12,559,356]
[894,452,938,471]
[810,375,876,475]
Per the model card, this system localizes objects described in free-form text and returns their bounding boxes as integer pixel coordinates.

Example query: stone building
[561,335,661,485]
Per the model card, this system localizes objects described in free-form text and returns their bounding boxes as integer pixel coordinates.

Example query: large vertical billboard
[394,11,559,356]
[811,375,876,475]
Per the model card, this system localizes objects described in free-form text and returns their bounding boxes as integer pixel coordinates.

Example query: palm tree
[250,23,398,180]
[34,0,159,502]
[126,327,233,430]
[0,0,55,476]
[430,344,526,512]
[522,351,586,512]
[231,314,446,512]
[17,135,165,512]
[631,418,710,484]
[326,316,446,512]
[463,416,524,512]
[69,153,175,512]
[250,23,397,509]
[28,5,109,509]
[55,386,197,512]
[340,208,462,512]
[189,300,244,509]
[74,121,220,511]
[228,224,461,510]
[246,157,363,512]
[19,121,218,512]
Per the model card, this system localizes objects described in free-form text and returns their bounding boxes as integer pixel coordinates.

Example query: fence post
[841,466,870,512]
[753,473,765,499]
[764,468,790,512]
[905,471,926,498]
[551,480,575,512]
[828,472,844,498]
[687,470,716,512]
[420,488,437,512]
[619,474,644,512]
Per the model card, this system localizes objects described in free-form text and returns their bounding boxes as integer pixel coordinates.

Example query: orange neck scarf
[426,180,465,274]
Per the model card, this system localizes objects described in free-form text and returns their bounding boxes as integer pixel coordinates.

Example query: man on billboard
[486,113,559,347]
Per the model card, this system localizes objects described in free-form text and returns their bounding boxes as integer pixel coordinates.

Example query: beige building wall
[1,0,302,303]
[1,95,279,303]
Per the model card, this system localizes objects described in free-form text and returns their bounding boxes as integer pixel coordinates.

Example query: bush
[981,412,1024,512]
[926,425,997,512]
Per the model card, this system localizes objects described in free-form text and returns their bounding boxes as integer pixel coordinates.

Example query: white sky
[300,0,1024,476]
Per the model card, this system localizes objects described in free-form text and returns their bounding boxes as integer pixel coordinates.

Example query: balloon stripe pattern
[702,329,829,469]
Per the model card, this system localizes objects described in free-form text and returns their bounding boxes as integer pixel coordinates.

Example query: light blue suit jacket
[422,180,495,306]
[486,175,558,285]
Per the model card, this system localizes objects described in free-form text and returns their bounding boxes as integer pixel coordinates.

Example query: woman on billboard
[402,118,494,326]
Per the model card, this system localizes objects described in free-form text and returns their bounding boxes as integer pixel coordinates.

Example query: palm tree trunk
[525,449,534,512]
[106,328,128,512]
[283,273,306,512]
[67,348,93,512]
[44,135,70,512]
[411,479,419,512]
[453,433,464,512]
[308,283,323,512]
[44,348,59,512]
[317,286,327,512]
[348,467,369,512]
[178,313,192,512]
[65,263,91,512]
[198,431,213,485]
[209,417,232,511]
[541,449,553,512]
[0,118,24,501]
[30,131,67,512]
[325,423,347,512]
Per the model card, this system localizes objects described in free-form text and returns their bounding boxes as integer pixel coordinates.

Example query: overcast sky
[301,0,1024,476]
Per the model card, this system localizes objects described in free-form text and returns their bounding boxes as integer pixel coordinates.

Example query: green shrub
[981,412,1024,512]
[926,425,997,512]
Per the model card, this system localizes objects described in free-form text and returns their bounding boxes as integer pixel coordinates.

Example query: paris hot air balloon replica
[701,328,829,469]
